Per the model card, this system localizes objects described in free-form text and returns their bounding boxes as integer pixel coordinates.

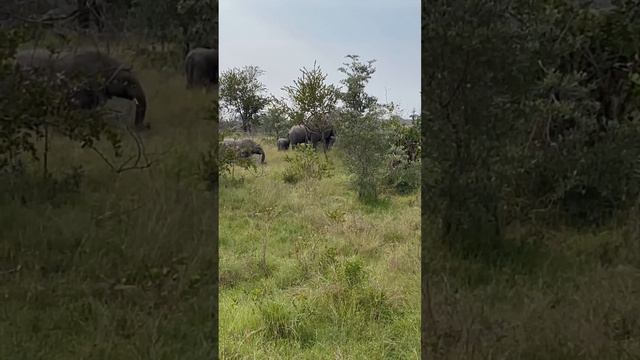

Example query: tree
[334,54,391,201]
[281,61,339,149]
[424,0,640,253]
[219,65,270,133]
[175,0,217,55]
[260,98,291,138]
[129,0,216,56]
[337,54,377,114]
[516,0,640,227]
[423,0,543,256]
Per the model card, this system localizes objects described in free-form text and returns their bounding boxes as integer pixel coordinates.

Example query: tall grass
[425,217,640,359]
[1,55,217,359]
[219,143,421,359]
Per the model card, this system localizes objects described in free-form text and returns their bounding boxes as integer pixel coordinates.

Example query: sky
[219,0,420,117]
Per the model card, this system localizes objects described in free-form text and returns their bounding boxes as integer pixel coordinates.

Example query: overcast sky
[219,0,420,117]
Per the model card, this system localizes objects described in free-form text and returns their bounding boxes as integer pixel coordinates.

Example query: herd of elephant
[11,46,218,130]
[11,45,338,165]
[222,123,338,164]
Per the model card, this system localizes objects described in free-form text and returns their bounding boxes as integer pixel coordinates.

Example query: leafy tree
[424,0,640,257]
[423,0,543,256]
[219,65,270,133]
[260,99,291,138]
[281,61,339,148]
[515,0,640,227]
[338,107,392,201]
[175,0,217,54]
[334,54,393,201]
[337,54,378,113]
[128,0,216,57]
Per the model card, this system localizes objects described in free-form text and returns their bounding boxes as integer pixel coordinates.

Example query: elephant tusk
[133,98,139,105]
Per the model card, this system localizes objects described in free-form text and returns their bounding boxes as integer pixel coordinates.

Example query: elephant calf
[277,138,290,151]
[221,138,265,163]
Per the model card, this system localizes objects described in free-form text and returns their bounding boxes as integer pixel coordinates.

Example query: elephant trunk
[132,85,147,128]
[258,148,265,163]
[109,71,148,128]
[185,55,194,88]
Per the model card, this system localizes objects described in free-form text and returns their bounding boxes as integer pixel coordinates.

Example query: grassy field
[426,218,640,359]
[1,53,217,358]
[218,142,421,358]
[1,41,421,359]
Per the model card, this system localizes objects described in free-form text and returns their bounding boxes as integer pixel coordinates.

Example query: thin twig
[89,123,155,173]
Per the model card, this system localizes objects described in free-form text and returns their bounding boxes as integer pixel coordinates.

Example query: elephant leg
[193,67,206,88]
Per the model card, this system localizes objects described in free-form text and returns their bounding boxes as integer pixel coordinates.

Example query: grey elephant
[288,124,336,150]
[185,47,218,91]
[221,138,265,163]
[14,48,149,130]
[277,137,290,151]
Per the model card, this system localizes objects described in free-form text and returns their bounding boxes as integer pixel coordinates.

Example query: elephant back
[288,124,307,135]
[236,138,259,149]
[187,47,217,59]
[61,51,130,79]
[14,48,64,73]
[221,139,237,147]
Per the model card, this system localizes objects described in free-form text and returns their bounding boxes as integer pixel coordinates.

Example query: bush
[336,108,391,201]
[512,68,640,228]
[384,145,421,195]
[257,299,314,343]
[281,144,332,184]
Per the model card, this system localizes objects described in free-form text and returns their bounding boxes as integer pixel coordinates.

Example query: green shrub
[384,144,421,195]
[336,109,391,201]
[257,299,313,343]
[281,144,332,184]
[341,256,367,288]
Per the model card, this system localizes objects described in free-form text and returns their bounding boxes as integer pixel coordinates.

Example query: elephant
[221,138,265,163]
[184,47,218,91]
[277,137,290,151]
[288,124,336,150]
[14,48,149,130]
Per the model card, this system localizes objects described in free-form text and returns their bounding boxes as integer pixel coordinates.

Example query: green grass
[1,41,421,359]
[1,49,217,359]
[219,145,421,359]
[425,219,640,359]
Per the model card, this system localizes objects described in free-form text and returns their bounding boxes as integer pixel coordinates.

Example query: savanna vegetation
[1,1,218,358]
[217,54,421,358]
[424,1,640,358]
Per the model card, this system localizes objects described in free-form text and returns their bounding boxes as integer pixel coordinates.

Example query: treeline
[0,0,216,58]
[215,56,421,201]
